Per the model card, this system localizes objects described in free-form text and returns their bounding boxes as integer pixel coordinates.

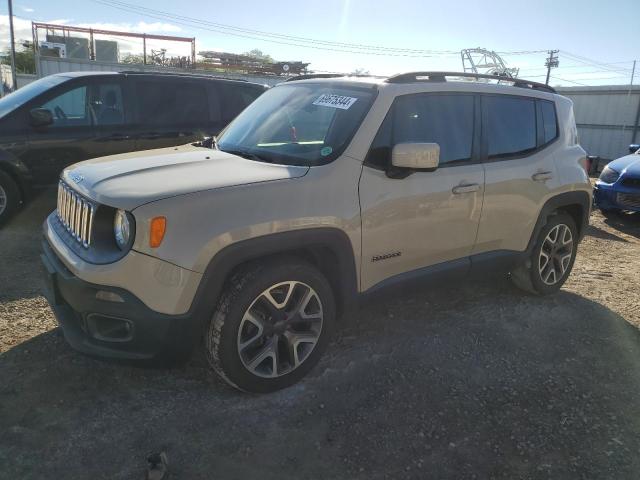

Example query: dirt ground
[1,187,639,479]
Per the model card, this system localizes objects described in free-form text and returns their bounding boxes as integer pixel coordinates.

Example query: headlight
[599,166,620,184]
[114,209,132,249]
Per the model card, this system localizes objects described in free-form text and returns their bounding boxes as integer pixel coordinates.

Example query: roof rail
[285,73,347,82]
[118,70,248,82]
[385,71,556,94]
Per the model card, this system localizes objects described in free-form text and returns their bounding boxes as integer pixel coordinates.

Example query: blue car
[593,144,640,214]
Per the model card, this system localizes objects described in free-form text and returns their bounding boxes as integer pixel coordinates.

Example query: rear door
[473,95,561,255]
[359,92,485,290]
[132,77,211,151]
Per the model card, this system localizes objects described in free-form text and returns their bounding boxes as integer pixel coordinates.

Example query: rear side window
[485,96,536,158]
[217,84,264,124]
[539,100,558,144]
[366,93,475,168]
[136,80,209,126]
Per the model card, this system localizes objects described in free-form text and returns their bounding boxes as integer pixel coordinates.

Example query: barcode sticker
[313,94,358,110]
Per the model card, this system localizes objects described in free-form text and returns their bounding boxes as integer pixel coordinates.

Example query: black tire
[0,170,20,227]
[511,213,578,295]
[206,258,335,393]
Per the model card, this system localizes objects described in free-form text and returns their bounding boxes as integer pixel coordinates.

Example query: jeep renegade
[41,72,592,393]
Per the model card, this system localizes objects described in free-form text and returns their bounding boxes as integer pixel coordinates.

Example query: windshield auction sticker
[313,94,358,110]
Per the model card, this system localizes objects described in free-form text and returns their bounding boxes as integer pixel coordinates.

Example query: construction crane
[461,48,519,78]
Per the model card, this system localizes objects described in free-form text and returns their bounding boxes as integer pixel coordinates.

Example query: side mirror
[29,108,54,128]
[629,144,640,154]
[391,142,440,171]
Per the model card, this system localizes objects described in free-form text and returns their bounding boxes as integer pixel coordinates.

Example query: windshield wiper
[194,136,218,149]
[222,149,274,163]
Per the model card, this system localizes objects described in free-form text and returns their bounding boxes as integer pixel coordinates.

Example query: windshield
[217,83,375,166]
[0,75,69,119]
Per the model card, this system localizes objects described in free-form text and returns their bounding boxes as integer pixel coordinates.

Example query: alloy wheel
[0,184,6,216]
[538,223,574,286]
[237,281,323,378]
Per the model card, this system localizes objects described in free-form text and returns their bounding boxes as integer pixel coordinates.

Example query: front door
[359,93,485,291]
[24,80,97,184]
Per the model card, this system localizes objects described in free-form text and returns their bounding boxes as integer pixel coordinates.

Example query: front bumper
[593,182,640,212]
[41,239,202,361]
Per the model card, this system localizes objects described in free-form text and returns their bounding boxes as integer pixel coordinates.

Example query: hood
[62,144,309,210]
[608,153,640,177]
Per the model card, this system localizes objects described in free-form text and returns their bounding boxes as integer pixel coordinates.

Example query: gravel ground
[1,188,639,479]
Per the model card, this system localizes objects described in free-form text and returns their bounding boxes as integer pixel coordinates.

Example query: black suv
[0,71,267,225]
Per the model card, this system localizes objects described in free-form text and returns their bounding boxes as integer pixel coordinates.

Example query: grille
[617,192,640,209]
[620,177,640,189]
[56,181,95,248]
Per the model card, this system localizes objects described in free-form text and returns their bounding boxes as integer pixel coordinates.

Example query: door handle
[532,171,553,182]
[109,134,130,141]
[452,183,480,194]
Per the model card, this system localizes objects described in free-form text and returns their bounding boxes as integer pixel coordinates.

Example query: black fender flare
[526,190,591,254]
[0,153,32,201]
[187,228,359,327]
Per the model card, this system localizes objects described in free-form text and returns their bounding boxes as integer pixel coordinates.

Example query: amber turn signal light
[149,216,166,248]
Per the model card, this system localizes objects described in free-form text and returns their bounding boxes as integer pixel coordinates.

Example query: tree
[1,41,36,74]
[120,53,145,64]
[351,68,370,76]
[244,49,273,63]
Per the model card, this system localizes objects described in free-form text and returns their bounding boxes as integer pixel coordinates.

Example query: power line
[91,0,461,56]
[561,50,634,74]
[519,61,636,72]
[550,75,588,86]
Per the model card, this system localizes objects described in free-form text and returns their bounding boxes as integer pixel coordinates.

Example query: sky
[1,0,638,86]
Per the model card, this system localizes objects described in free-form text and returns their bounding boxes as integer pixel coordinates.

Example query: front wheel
[0,170,20,227]
[511,213,578,295]
[206,260,335,393]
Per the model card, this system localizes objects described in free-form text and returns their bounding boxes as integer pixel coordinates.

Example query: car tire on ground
[0,170,20,227]
[205,258,335,393]
[511,212,578,295]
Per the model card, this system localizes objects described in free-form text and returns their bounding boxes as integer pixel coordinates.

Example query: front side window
[486,96,536,158]
[366,93,475,169]
[217,83,374,166]
[394,94,475,165]
[39,85,90,127]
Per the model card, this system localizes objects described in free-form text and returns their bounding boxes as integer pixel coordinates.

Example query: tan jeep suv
[41,72,591,392]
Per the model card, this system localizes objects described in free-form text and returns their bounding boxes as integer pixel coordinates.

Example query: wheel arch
[526,190,591,253]
[188,228,359,328]
[0,157,31,203]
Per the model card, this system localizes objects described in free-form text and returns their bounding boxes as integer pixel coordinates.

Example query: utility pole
[630,60,636,86]
[7,0,18,89]
[545,50,559,85]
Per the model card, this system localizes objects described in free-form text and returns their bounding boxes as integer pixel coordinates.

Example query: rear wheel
[511,213,578,295]
[0,170,20,227]
[206,259,335,393]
